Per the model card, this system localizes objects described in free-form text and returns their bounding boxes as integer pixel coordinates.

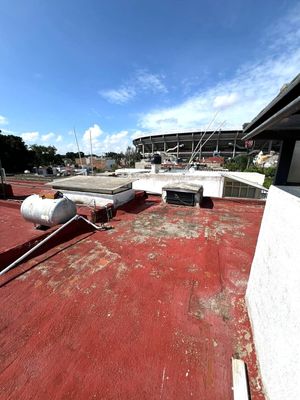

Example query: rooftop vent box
[162,183,203,207]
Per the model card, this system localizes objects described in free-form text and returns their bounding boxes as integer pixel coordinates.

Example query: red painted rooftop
[0,180,265,400]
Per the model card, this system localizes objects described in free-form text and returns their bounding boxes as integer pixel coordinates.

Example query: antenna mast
[186,112,219,169]
[73,127,83,170]
[89,129,94,175]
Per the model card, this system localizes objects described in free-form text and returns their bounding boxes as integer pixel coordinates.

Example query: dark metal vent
[166,190,195,206]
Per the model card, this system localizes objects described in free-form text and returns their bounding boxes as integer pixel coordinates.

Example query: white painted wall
[62,189,135,208]
[227,171,265,186]
[130,170,265,197]
[131,171,225,197]
[246,185,300,400]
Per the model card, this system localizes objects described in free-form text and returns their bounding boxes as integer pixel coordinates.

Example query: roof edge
[243,73,300,135]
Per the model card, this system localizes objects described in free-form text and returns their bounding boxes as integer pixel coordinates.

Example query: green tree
[224,155,250,171]
[0,133,34,173]
[124,146,141,167]
[104,151,124,165]
[29,145,58,166]
[65,151,85,161]
[224,154,277,188]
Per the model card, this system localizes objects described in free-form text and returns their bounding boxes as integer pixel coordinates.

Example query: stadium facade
[133,129,280,160]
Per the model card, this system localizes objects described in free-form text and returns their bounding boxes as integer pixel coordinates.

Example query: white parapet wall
[61,189,135,208]
[131,171,225,197]
[116,169,265,198]
[246,185,300,400]
[226,171,265,186]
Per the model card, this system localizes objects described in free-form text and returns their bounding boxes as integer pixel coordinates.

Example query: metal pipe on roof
[242,96,300,140]
[0,215,107,276]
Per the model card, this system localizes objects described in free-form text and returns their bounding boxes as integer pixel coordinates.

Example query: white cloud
[104,130,128,145]
[137,5,300,133]
[83,124,103,141]
[213,93,239,109]
[79,124,131,154]
[264,4,300,53]
[139,94,210,131]
[65,142,78,153]
[0,129,15,134]
[99,87,136,104]
[0,115,8,125]
[139,55,300,133]
[181,74,208,95]
[99,69,167,104]
[136,70,167,94]
[81,124,104,153]
[42,132,55,142]
[101,131,130,153]
[130,130,146,140]
[21,131,39,142]
[20,131,65,150]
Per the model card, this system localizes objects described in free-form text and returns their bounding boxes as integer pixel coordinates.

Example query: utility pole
[89,129,94,175]
[73,127,83,170]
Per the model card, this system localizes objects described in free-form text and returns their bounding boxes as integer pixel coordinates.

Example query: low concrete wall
[62,189,135,208]
[227,171,265,186]
[117,170,265,198]
[132,172,224,197]
[246,185,300,400]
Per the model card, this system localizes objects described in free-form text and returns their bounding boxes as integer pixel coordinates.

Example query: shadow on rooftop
[117,193,160,215]
[200,197,214,209]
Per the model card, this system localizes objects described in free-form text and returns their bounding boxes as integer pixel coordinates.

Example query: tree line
[224,154,276,188]
[0,133,141,173]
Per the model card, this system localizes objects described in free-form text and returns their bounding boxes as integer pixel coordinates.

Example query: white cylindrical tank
[151,164,161,174]
[21,194,77,227]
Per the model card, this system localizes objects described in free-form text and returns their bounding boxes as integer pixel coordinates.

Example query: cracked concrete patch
[131,214,200,241]
[189,290,231,321]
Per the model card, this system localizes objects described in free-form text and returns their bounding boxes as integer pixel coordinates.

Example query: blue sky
[0,0,300,154]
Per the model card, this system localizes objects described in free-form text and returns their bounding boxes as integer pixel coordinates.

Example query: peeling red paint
[0,181,265,399]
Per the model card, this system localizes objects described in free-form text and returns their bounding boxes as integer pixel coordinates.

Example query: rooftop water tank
[151,153,162,164]
[21,194,77,227]
[151,153,162,174]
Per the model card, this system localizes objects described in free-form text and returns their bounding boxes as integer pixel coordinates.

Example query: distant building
[75,157,116,171]
[198,156,225,169]
[133,129,280,159]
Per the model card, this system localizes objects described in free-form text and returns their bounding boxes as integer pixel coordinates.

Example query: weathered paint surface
[0,181,265,399]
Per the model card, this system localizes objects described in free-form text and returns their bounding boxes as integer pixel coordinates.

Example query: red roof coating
[0,180,265,399]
